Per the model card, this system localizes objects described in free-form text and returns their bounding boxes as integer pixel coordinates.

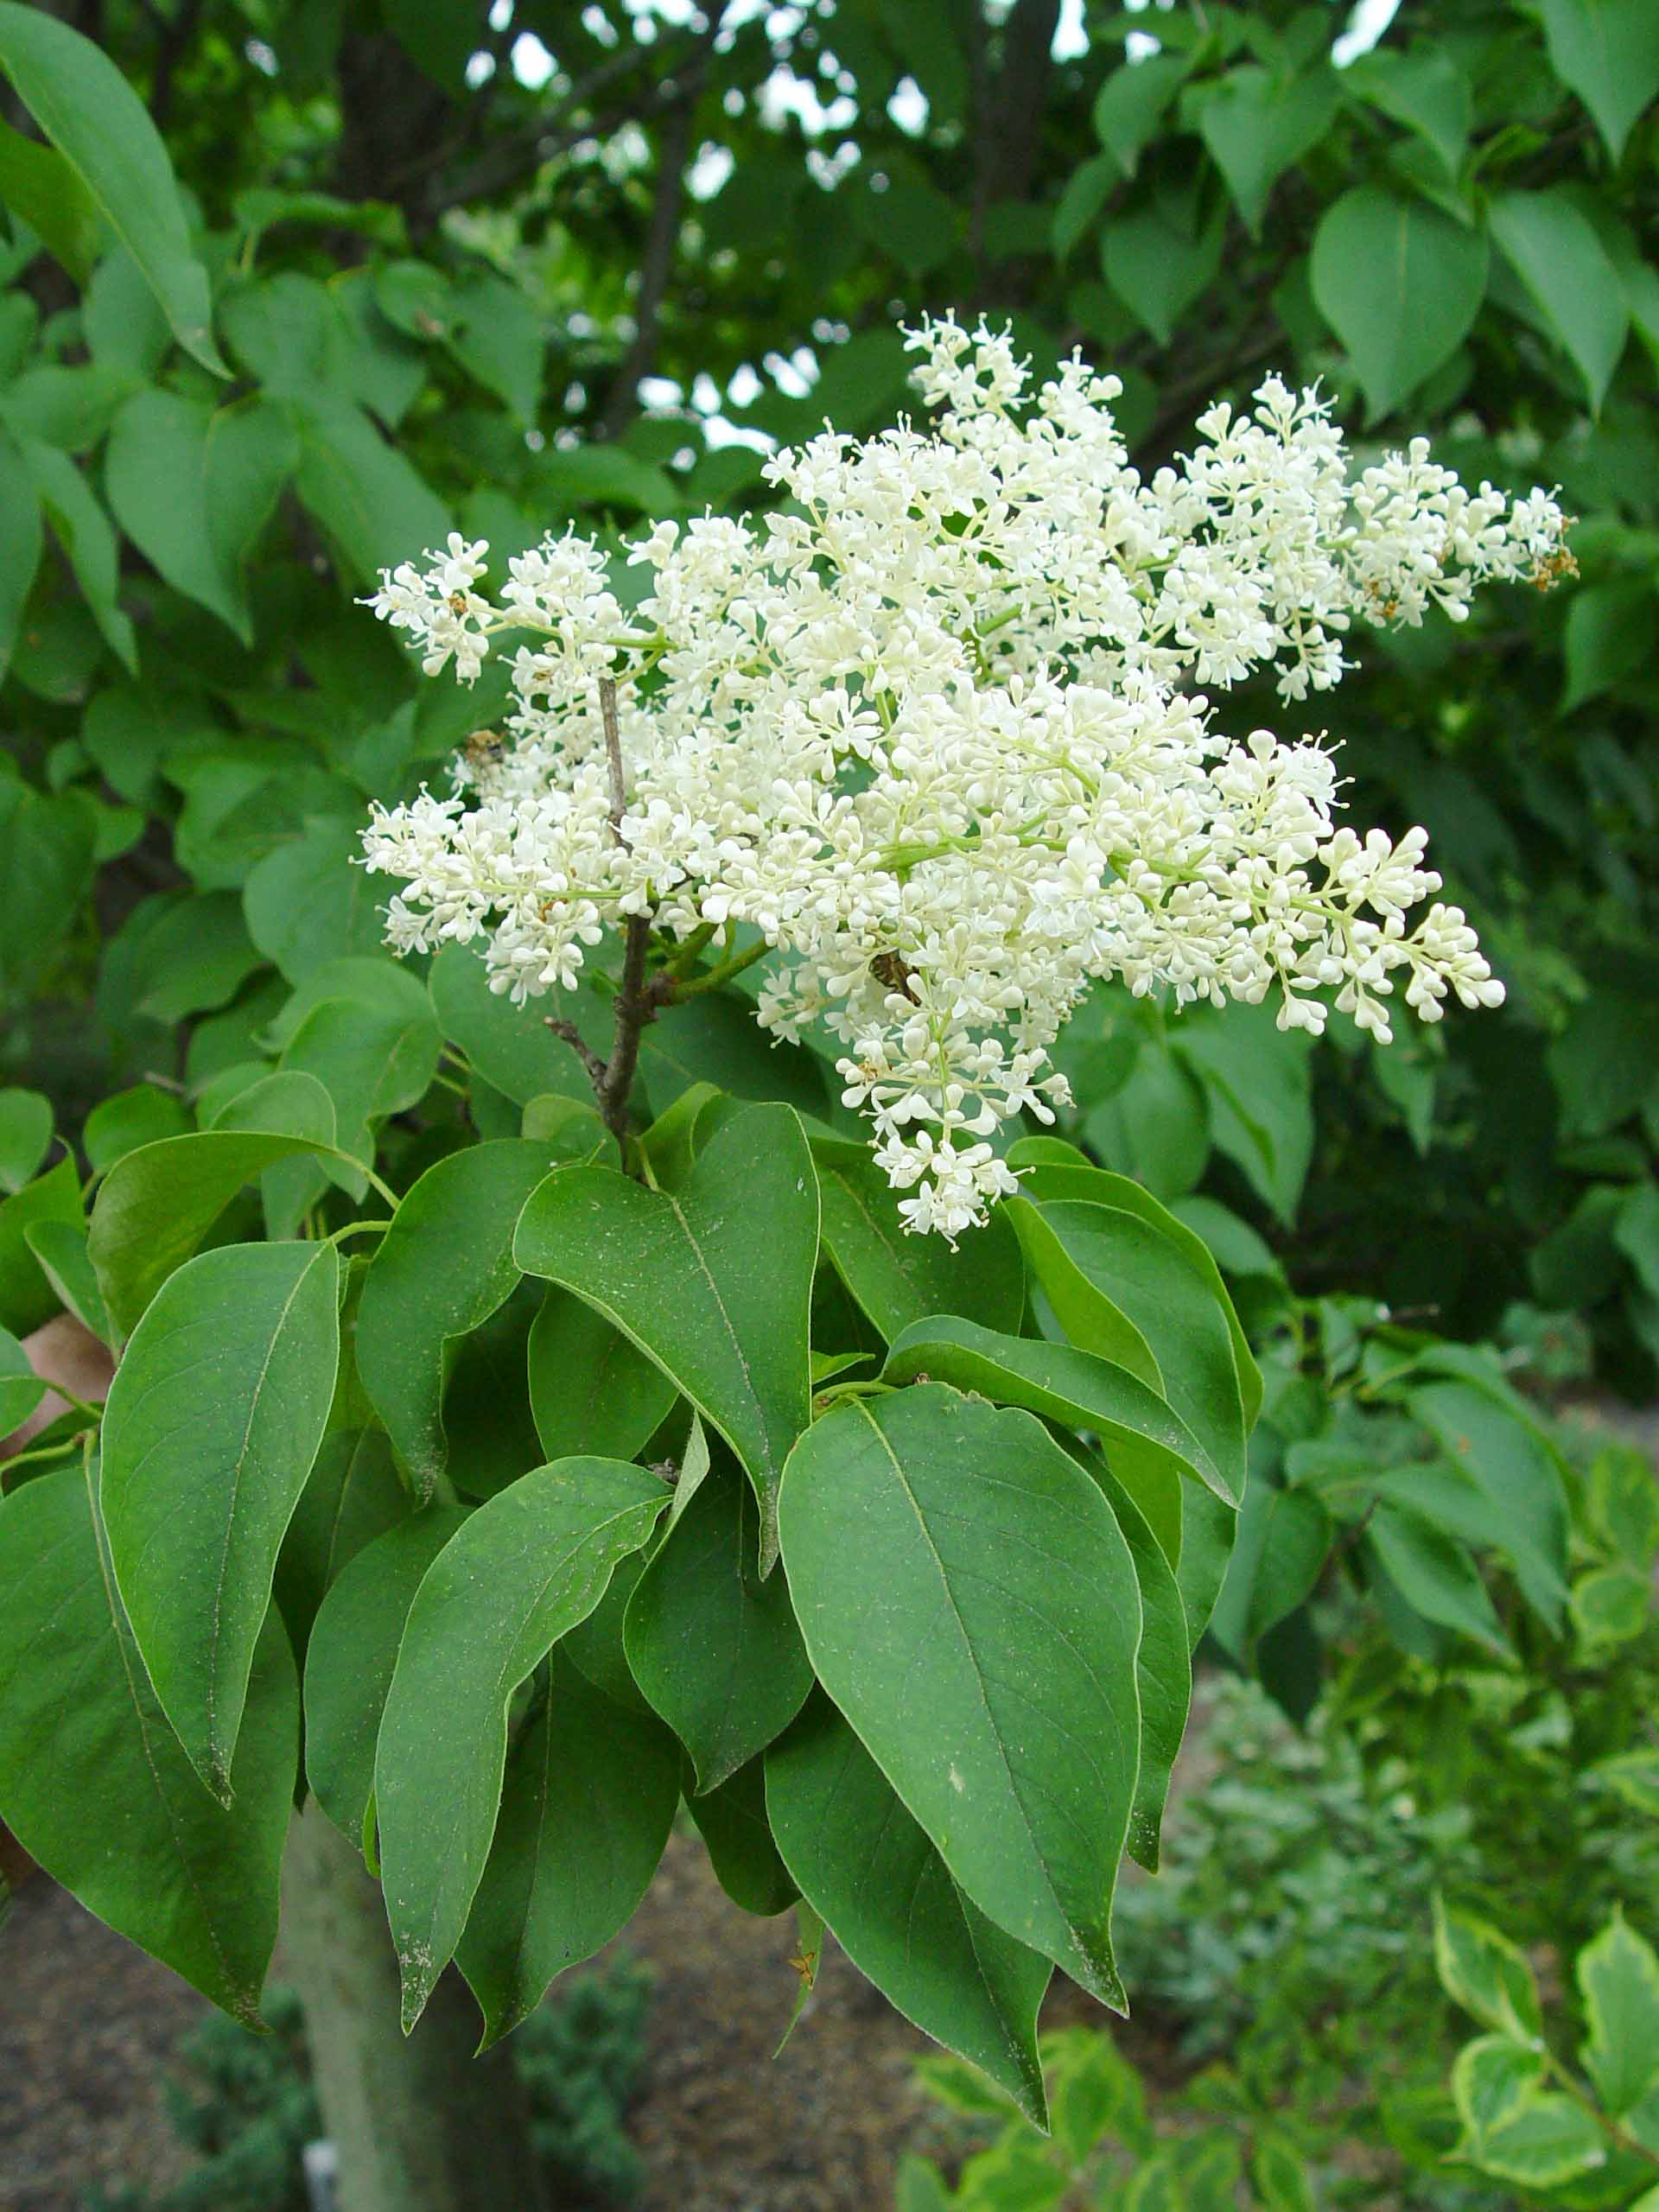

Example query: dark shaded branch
[147,0,205,130]
[971,0,1062,270]
[598,91,698,439]
[421,16,729,222]
[597,915,655,1142]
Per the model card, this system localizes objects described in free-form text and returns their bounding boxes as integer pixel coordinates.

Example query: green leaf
[211,1070,336,1147]
[1093,54,1189,176]
[105,391,296,642]
[1209,1477,1331,1655]
[817,1151,1024,1344]
[381,0,478,92]
[1195,67,1338,235]
[1578,1911,1659,2117]
[0,6,225,375]
[302,1505,469,1845]
[356,1142,552,1501]
[514,1104,817,1573]
[440,1294,543,1502]
[1103,190,1225,346]
[625,1458,813,1795]
[1086,1456,1190,1871]
[1433,1894,1546,2044]
[638,991,833,1125]
[101,1241,339,1798]
[429,944,605,1107]
[85,247,170,378]
[778,1386,1141,2009]
[1010,1196,1248,1505]
[272,1426,407,1658]
[1005,1197,1158,1382]
[0,1320,44,1433]
[83,1084,190,1173]
[22,437,136,670]
[1310,187,1488,418]
[1489,191,1628,410]
[265,954,433,1052]
[526,1286,677,1466]
[375,1457,670,2027]
[245,819,391,982]
[1561,579,1652,711]
[88,1130,338,1341]
[683,1755,798,1916]
[275,991,441,1198]
[1052,153,1117,263]
[375,258,451,338]
[0,423,41,683]
[447,270,545,425]
[1570,1562,1651,1649]
[1252,2133,1317,2212]
[1409,1381,1569,1631]
[1536,0,1659,162]
[457,1648,679,2046]
[1455,2055,1607,2190]
[1363,1503,1511,1659]
[0,114,99,281]
[561,1548,652,1713]
[1168,1003,1313,1230]
[1046,2025,1153,2161]
[849,165,964,276]
[1593,1750,1659,1823]
[0,1154,84,1338]
[122,892,264,1027]
[535,442,677,516]
[766,1695,1051,2126]
[1343,45,1471,175]
[25,1222,111,1350]
[292,398,450,584]
[0,1087,51,1193]
[881,1315,1215,1546]
[0,1463,295,2021]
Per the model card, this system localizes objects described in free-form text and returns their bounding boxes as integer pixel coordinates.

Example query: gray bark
[280,1802,551,2212]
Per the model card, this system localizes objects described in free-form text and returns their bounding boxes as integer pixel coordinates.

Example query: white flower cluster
[364,317,1571,1237]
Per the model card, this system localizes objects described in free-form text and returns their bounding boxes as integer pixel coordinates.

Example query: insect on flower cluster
[363,316,1571,1237]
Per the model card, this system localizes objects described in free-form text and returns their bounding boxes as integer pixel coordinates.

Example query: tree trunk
[281,1802,552,2212]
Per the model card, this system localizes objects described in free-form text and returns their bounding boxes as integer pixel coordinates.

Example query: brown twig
[541,676,658,1147]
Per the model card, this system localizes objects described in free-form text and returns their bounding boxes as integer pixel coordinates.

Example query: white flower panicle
[363,316,1572,1238]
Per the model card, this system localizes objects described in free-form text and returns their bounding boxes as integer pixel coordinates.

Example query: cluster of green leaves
[1433,1897,1659,2205]
[0,893,1270,2119]
[1325,1428,1659,1971]
[896,1897,1659,2212]
[896,2029,1319,2212]
[899,1644,1659,2212]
